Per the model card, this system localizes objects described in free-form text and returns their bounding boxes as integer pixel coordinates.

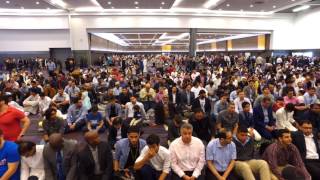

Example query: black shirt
[124,146,140,169]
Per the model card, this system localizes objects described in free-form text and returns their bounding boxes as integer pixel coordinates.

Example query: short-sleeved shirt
[0,107,25,141]
[0,141,20,180]
[206,139,236,172]
[86,112,103,126]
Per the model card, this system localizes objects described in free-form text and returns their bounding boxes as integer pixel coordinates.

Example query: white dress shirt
[136,146,171,173]
[39,96,52,113]
[234,97,252,113]
[169,137,205,178]
[21,145,45,180]
[125,101,145,118]
[304,134,319,160]
[275,107,297,131]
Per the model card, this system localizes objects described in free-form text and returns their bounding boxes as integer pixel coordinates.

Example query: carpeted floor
[23,114,169,146]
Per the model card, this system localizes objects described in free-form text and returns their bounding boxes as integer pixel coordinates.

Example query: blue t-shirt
[0,141,20,180]
[86,112,103,126]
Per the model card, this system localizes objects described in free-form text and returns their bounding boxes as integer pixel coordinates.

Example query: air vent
[254,0,265,5]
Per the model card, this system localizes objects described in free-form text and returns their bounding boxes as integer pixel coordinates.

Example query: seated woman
[18,141,45,180]
[42,108,65,143]
[84,105,105,133]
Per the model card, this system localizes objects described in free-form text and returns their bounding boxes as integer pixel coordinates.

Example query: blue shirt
[206,139,236,172]
[66,104,88,124]
[114,138,146,169]
[0,141,20,180]
[86,112,103,126]
[303,93,317,106]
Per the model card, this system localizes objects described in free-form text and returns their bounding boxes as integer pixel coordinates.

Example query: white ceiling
[0,0,315,14]
[92,32,260,47]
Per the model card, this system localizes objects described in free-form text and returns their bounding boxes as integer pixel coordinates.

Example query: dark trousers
[172,171,204,180]
[140,165,170,180]
[64,120,86,134]
[205,168,237,180]
[305,159,320,180]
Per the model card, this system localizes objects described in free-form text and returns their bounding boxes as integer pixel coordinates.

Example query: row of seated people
[0,121,319,180]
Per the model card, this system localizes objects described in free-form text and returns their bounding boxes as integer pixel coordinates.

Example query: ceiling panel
[0,0,57,9]
[177,0,209,8]
[97,0,175,9]
[212,0,311,12]
[63,0,97,9]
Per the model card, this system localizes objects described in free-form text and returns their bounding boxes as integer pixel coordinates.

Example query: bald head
[49,133,64,151]
[84,131,100,147]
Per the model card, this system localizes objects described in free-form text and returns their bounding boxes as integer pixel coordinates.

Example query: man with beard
[114,126,146,180]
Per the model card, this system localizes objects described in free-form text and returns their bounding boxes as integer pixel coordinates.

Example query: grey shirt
[217,110,239,130]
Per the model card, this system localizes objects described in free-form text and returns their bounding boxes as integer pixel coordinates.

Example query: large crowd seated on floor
[0,53,320,180]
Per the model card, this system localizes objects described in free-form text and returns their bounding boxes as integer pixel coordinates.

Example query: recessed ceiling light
[291,0,295,1]
[250,4,254,8]
[273,5,276,8]
[161,2,165,5]
[5,1,10,4]
[135,6,139,9]
[108,1,111,5]
[134,1,139,5]
[111,6,114,9]
[226,4,230,7]
[36,1,40,5]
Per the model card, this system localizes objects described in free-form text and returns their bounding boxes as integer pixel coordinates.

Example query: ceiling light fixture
[135,6,139,9]
[203,0,221,9]
[111,6,114,9]
[134,1,139,5]
[161,2,165,5]
[51,0,67,8]
[226,4,230,7]
[172,0,184,7]
[36,1,40,5]
[292,5,310,12]
[5,1,10,4]
[250,4,254,8]
[273,5,276,8]
[108,1,111,5]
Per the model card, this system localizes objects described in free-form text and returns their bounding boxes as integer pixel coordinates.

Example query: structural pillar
[189,28,197,57]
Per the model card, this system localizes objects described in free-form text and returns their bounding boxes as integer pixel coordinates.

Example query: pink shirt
[284,96,300,105]
[169,137,205,178]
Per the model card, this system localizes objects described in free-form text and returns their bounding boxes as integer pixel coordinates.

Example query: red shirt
[0,107,25,141]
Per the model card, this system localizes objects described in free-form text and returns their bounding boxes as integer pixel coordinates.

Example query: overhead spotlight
[111,6,114,9]
[291,0,295,1]
[273,5,276,8]
[134,1,139,5]
[108,1,111,5]
[36,1,40,5]
[250,4,254,8]
[5,1,10,4]
[226,4,230,7]
[292,5,310,12]
[135,6,139,9]
[161,2,165,5]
